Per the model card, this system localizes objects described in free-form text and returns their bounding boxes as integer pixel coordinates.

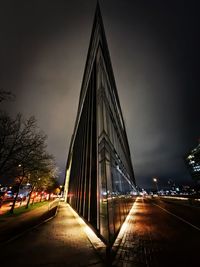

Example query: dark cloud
[0,0,199,188]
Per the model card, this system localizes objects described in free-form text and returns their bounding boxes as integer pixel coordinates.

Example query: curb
[1,202,59,246]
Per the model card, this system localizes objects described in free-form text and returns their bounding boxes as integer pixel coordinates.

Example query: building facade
[64,3,137,245]
[185,142,200,183]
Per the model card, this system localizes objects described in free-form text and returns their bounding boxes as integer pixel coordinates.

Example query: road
[114,196,200,267]
[0,197,199,266]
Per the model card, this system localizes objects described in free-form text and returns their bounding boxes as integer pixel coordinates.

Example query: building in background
[64,2,137,246]
[185,142,200,184]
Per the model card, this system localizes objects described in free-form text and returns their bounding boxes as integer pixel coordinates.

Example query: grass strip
[0,201,49,219]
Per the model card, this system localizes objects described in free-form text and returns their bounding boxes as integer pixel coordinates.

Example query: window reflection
[97,56,137,244]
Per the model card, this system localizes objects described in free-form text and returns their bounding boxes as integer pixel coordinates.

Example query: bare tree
[0,112,22,178]
[0,112,58,213]
[0,90,15,103]
[0,114,46,178]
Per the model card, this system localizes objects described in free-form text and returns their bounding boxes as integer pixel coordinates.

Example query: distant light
[153,178,157,182]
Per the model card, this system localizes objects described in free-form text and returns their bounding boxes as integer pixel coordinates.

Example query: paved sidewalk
[1,202,104,267]
[112,197,159,267]
[112,196,200,267]
[0,200,59,242]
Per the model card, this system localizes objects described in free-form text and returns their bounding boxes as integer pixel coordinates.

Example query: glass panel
[106,157,115,241]
[99,156,109,241]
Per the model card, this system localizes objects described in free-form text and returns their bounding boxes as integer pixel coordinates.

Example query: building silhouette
[185,142,200,184]
[64,2,137,245]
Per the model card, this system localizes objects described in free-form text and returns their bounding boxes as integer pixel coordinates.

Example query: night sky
[0,0,199,189]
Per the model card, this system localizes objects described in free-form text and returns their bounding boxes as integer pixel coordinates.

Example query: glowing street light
[153,177,159,192]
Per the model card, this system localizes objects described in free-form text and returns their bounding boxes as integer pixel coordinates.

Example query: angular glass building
[64,3,137,245]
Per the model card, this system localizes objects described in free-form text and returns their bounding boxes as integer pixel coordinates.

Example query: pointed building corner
[96,0,100,11]
[96,0,101,10]
[65,2,137,247]
[95,0,103,20]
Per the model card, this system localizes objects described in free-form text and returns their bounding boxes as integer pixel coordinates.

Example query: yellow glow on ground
[112,197,139,250]
[67,204,106,251]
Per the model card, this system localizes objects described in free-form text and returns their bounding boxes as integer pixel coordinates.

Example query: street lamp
[153,177,159,193]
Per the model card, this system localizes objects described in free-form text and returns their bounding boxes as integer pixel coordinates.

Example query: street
[0,198,199,266]
[114,196,200,267]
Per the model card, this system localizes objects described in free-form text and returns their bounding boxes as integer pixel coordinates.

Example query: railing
[48,198,60,211]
